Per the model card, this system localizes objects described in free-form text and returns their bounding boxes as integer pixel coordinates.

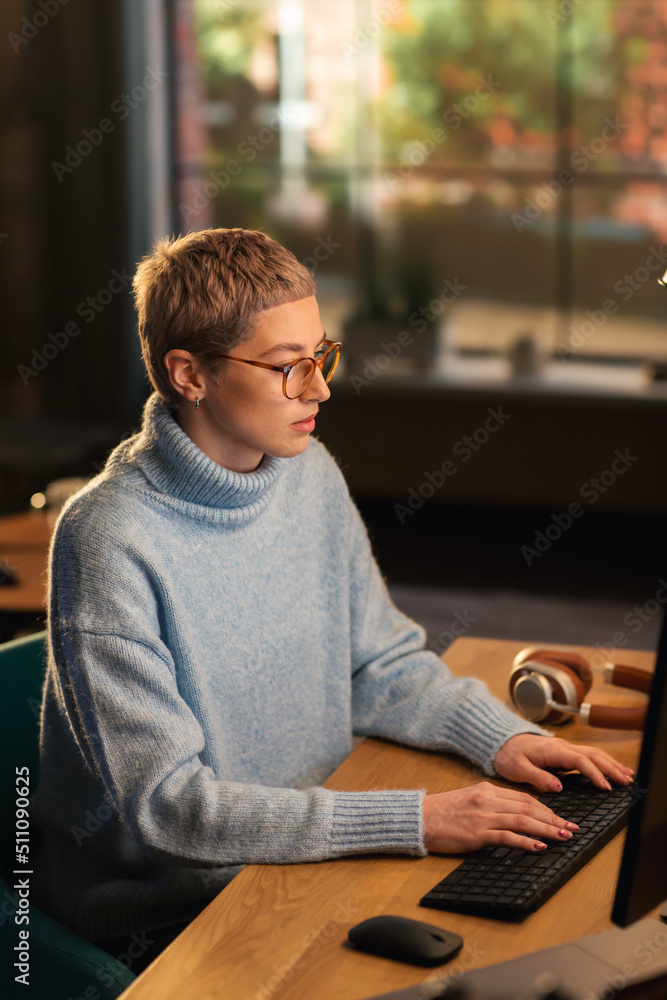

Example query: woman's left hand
[493,733,635,793]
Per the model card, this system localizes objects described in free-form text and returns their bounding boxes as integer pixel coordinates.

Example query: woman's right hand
[422,782,578,854]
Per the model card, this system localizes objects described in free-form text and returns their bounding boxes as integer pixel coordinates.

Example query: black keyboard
[420,774,637,921]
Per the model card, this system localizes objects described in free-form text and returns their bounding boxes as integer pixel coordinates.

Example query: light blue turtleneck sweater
[31,393,545,939]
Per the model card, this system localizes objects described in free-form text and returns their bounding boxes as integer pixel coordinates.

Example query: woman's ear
[163,350,207,405]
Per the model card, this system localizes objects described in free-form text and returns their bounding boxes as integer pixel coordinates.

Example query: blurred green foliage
[193,0,265,89]
[377,0,628,162]
[379,0,558,159]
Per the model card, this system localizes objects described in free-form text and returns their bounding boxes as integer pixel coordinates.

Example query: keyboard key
[490,847,512,858]
[501,850,526,865]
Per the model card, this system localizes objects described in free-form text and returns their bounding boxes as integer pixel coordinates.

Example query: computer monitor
[612,607,667,926]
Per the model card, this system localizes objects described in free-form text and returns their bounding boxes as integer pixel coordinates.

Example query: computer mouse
[348,915,463,966]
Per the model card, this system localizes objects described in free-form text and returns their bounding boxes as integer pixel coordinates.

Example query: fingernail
[604,779,612,790]
[558,829,573,839]
[534,841,547,850]
[564,821,579,831]
[548,779,562,792]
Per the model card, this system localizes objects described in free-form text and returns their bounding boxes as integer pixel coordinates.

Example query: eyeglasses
[219,338,342,399]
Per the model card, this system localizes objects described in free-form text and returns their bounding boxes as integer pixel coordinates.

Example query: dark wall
[1,0,135,427]
[316,381,667,513]
[316,379,667,593]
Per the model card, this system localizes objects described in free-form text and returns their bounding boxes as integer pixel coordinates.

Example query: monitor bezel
[612,609,667,926]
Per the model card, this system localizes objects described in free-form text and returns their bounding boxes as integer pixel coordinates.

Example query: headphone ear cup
[509,666,560,723]
[513,648,593,695]
[509,659,588,724]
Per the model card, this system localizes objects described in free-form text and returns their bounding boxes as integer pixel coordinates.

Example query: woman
[31,228,633,967]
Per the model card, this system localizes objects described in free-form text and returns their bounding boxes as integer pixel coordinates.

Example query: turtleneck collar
[117,393,287,520]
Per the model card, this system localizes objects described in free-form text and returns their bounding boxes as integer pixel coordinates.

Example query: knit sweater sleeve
[347,501,550,775]
[48,515,426,867]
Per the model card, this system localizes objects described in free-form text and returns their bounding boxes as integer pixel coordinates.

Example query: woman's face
[174,295,332,473]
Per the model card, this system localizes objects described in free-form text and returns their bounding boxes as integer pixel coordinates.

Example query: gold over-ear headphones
[509,646,651,729]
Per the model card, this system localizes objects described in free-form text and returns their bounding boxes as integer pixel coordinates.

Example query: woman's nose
[304,365,331,402]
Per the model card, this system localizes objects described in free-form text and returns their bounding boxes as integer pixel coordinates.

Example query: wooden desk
[0,511,50,620]
[120,637,653,1000]
[0,510,51,548]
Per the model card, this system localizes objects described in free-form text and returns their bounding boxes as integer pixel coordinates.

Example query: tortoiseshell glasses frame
[219,338,342,399]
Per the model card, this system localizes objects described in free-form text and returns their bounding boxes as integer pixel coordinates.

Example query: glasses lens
[285,358,314,398]
[320,345,340,383]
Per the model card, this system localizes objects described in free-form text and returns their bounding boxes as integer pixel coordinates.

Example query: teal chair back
[0,632,136,999]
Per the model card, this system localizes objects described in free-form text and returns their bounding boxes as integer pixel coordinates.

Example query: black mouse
[348,915,463,966]
[0,561,17,586]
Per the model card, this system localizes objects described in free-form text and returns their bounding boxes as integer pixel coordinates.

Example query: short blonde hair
[133,228,316,405]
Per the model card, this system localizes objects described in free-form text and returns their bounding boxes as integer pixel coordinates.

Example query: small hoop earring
[194,397,200,411]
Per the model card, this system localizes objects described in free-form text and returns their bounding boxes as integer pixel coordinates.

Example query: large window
[176,0,667,376]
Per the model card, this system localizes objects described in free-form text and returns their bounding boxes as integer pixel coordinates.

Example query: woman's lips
[291,414,317,432]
